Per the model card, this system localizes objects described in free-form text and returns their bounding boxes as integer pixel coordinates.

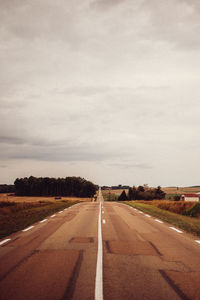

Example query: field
[0,193,92,203]
[102,187,200,199]
[162,186,200,194]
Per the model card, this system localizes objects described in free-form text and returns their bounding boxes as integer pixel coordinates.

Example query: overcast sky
[0,0,200,187]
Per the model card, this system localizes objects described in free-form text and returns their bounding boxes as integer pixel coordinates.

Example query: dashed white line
[169,227,183,233]
[0,238,11,246]
[102,211,104,214]
[95,202,103,300]
[102,219,106,224]
[40,219,47,223]
[145,214,151,218]
[23,226,34,232]
[195,240,200,244]
[51,214,56,218]
[155,219,163,224]
[59,211,63,214]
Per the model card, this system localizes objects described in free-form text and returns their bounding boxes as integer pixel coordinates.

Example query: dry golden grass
[135,200,195,214]
[0,194,92,203]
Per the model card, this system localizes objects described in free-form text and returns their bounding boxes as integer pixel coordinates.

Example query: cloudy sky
[0,0,200,187]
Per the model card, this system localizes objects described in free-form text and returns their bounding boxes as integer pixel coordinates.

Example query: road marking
[195,240,200,244]
[102,211,104,214]
[59,211,63,214]
[102,219,106,224]
[40,219,47,223]
[137,233,145,242]
[23,226,34,232]
[145,214,151,218]
[169,227,183,233]
[51,214,56,218]
[155,219,163,223]
[138,211,143,214]
[95,202,103,300]
[0,238,11,246]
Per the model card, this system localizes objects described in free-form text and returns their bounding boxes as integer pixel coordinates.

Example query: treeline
[14,176,97,197]
[102,184,130,190]
[118,186,165,201]
[0,184,15,193]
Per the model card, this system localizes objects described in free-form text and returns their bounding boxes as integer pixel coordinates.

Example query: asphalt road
[0,190,200,300]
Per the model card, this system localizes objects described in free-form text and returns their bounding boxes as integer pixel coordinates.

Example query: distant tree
[137,185,145,193]
[155,186,165,199]
[174,195,181,201]
[14,176,97,197]
[128,187,134,200]
[118,190,128,201]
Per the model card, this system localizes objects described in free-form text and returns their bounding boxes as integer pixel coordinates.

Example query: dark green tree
[118,190,128,201]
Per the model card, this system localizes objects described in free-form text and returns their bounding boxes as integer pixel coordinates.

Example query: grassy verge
[124,201,200,237]
[0,200,80,239]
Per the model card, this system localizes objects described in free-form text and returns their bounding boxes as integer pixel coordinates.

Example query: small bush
[182,203,200,217]
[174,195,181,201]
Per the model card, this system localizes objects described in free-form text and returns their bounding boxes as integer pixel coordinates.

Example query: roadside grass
[135,200,195,214]
[124,201,200,237]
[0,200,80,239]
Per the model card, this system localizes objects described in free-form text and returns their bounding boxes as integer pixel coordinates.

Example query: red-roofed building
[181,194,200,202]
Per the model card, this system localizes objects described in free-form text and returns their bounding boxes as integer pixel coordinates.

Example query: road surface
[0,189,200,299]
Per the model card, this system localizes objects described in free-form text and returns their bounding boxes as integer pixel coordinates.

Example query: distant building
[181,194,200,202]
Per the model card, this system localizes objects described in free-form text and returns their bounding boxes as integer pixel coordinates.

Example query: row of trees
[118,186,166,201]
[14,176,97,197]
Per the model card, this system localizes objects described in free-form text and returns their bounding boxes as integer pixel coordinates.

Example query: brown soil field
[162,187,200,194]
[0,194,92,203]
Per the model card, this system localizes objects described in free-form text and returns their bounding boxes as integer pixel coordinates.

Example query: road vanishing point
[0,189,200,300]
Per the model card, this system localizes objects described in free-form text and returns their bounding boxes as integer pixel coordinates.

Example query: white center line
[145,214,151,218]
[23,226,34,232]
[155,219,163,224]
[0,238,11,246]
[102,211,104,214]
[51,214,56,218]
[102,219,106,224]
[95,201,103,300]
[169,227,183,233]
[195,240,200,244]
[59,211,63,214]
[40,219,47,223]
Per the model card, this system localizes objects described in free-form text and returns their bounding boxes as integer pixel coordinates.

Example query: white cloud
[0,0,200,186]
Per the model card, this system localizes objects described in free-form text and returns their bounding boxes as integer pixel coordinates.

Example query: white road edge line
[95,201,103,300]
[195,240,200,244]
[23,226,34,232]
[0,238,11,246]
[40,219,47,223]
[155,219,163,224]
[169,227,183,233]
